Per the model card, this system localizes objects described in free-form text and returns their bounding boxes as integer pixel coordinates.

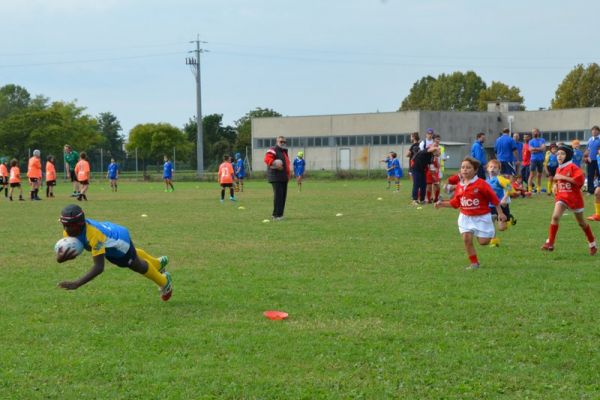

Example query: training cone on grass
[263,310,288,320]
[336,213,343,217]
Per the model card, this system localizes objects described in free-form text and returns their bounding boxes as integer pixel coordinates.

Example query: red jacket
[264,146,290,182]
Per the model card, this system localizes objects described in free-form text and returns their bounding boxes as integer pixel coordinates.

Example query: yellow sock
[528,185,533,192]
[137,248,167,287]
[547,181,552,193]
[595,203,600,216]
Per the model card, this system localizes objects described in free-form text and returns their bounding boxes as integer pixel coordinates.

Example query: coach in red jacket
[264,135,291,221]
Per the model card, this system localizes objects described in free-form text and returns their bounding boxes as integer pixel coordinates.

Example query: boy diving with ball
[56,204,173,301]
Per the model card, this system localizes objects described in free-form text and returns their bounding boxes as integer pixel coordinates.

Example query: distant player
[218,155,236,203]
[55,204,173,301]
[293,151,306,191]
[435,156,506,270]
[8,159,24,201]
[27,149,43,201]
[45,155,56,198]
[107,158,119,192]
[541,145,596,255]
[0,157,8,198]
[163,155,174,192]
[571,140,583,168]
[486,159,514,247]
[544,142,559,195]
[510,175,531,198]
[234,153,245,192]
[75,152,91,201]
[425,155,440,202]
[388,152,402,193]
[381,155,394,189]
[64,144,80,197]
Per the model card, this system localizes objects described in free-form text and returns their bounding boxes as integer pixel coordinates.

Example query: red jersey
[449,176,499,216]
[522,143,531,166]
[554,161,585,210]
[0,163,7,178]
[218,162,234,184]
[426,158,440,184]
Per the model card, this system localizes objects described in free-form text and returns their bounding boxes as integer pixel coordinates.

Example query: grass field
[2,178,600,399]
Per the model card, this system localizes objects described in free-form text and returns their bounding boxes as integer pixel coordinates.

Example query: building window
[315,137,322,147]
[373,136,380,145]
[389,135,396,145]
[559,132,567,141]
[542,132,550,141]
[381,135,388,145]
[307,137,314,147]
[349,136,356,146]
[578,131,585,140]
[341,136,349,146]
[357,136,364,145]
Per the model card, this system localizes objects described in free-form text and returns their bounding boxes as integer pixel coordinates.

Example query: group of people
[0,151,58,201]
[406,128,449,205]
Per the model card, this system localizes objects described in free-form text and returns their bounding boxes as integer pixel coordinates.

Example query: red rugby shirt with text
[449,176,499,216]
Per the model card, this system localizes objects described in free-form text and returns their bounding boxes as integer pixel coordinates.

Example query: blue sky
[0,0,598,136]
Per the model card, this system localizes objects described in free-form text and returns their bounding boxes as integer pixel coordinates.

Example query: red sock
[548,223,559,245]
[468,254,478,264]
[583,224,595,243]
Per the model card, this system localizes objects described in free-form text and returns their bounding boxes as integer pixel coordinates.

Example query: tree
[0,84,31,118]
[399,76,436,111]
[97,112,125,160]
[183,114,239,170]
[234,107,281,154]
[551,63,600,109]
[126,123,192,174]
[428,71,487,111]
[478,81,525,111]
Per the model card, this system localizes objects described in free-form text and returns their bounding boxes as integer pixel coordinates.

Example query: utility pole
[186,35,207,176]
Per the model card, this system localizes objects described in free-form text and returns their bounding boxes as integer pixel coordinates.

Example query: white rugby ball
[54,237,84,257]
[272,159,283,168]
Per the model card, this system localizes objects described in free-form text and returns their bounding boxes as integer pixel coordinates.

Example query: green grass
[2,178,600,399]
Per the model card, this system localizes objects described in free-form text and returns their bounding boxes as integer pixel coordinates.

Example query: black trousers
[411,170,426,201]
[271,181,288,217]
[587,160,598,194]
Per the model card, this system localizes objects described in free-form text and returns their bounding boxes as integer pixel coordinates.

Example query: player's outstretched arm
[58,254,105,290]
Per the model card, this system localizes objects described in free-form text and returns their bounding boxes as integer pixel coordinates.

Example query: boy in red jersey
[541,145,597,254]
[435,156,506,270]
[218,155,237,203]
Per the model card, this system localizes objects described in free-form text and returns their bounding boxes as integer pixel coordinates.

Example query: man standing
[528,128,546,193]
[584,125,600,195]
[513,133,523,176]
[470,132,487,179]
[64,144,80,197]
[494,128,518,177]
[264,136,290,221]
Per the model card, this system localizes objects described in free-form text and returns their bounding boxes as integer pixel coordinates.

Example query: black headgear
[558,144,573,163]
[60,204,85,225]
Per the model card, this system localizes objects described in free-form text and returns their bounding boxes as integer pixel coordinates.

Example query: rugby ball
[272,159,283,169]
[54,237,84,257]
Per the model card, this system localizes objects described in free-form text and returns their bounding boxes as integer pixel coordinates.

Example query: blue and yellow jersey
[573,149,583,167]
[107,162,119,179]
[293,157,306,176]
[163,161,173,178]
[235,158,245,178]
[486,175,512,206]
[391,158,402,177]
[544,151,559,168]
[65,219,132,258]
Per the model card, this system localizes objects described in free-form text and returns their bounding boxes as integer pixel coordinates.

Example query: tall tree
[0,84,31,118]
[399,76,436,111]
[428,71,487,111]
[126,123,192,174]
[551,63,600,109]
[97,111,125,160]
[234,107,281,155]
[184,114,239,170]
[478,81,525,111]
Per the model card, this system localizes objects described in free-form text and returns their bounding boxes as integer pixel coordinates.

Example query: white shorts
[458,213,495,238]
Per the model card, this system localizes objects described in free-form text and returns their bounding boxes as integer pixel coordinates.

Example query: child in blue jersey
[293,151,306,191]
[381,155,394,189]
[163,155,174,192]
[544,143,559,195]
[56,204,173,301]
[388,152,402,192]
[107,158,119,192]
[234,153,245,192]
[486,160,515,247]
[571,140,583,168]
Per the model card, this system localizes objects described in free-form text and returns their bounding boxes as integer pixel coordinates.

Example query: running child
[107,158,119,192]
[486,159,515,247]
[218,155,236,203]
[163,155,174,192]
[435,156,506,270]
[544,142,559,195]
[75,152,90,201]
[55,204,173,301]
[293,151,306,191]
[27,149,42,201]
[0,157,8,198]
[45,155,56,198]
[542,145,596,254]
[8,159,24,201]
[234,153,246,192]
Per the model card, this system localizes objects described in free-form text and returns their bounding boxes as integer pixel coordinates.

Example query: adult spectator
[411,143,440,205]
[419,128,434,151]
[494,128,518,177]
[527,128,546,193]
[470,132,487,179]
[406,132,420,172]
[64,144,80,197]
[27,149,42,201]
[521,133,531,186]
[513,133,523,175]
[264,136,291,221]
[584,125,600,195]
